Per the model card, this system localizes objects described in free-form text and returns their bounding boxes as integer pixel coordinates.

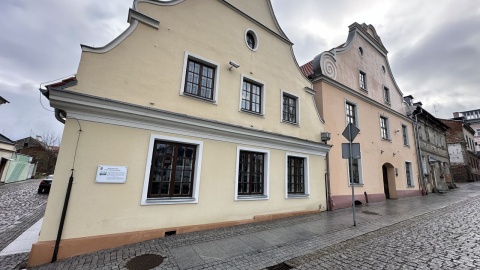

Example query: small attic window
[245,29,258,51]
[382,65,386,73]
[358,47,364,56]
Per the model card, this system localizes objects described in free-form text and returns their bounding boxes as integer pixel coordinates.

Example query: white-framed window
[359,71,367,90]
[380,116,390,140]
[281,90,299,125]
[405,161,414,187]
[383,86,390,104]
[345,100,358,126]
[180,52,220,103]
[239,75,265,116]
[402,124,409,146]
[347,157,363,185]
[285,153,309,198]
[141,134,203,205]
[244,29,259,51]
[235,146,270,201]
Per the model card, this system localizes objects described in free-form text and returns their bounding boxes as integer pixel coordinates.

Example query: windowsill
[236,195,268,201]
[359,88,368,93]
[348,183,364,187]
[240,109,264,117]
[287,194,309,199]
[143,197,197,205]
[282,120,299,127]
[381,138,392,142]
[384,101,391,107]
[403,144,410,148]
[407,185,415,188]
[181,93,217,104]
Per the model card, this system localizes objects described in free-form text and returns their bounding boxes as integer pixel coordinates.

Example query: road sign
[342,143,361,159]
[342,123,360,142]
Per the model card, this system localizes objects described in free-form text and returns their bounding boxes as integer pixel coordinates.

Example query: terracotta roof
[299,60,313,77]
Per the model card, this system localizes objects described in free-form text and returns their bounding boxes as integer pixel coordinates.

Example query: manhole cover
[126,254,164,270]
[361,210,381,216]
[266,262,293,270]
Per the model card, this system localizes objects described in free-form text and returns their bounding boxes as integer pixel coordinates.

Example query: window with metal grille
[148,141,196,198]
[238,151,264,195]
[184,59,215,100]
[287,156,305,194]
[241,80,262,114]
[283,94,297,123]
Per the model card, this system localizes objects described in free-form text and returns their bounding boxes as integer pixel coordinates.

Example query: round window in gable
[245,30,258,51]
[358,47,364,56]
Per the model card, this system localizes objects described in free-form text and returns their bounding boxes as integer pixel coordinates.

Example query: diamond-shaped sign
[342,123,360,142]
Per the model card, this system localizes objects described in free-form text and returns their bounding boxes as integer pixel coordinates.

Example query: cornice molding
[49,89,330,156]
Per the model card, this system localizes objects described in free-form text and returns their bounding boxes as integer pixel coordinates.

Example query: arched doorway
[382,163,397,199]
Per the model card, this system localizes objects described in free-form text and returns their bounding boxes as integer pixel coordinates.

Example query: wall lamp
[229,61,240,70]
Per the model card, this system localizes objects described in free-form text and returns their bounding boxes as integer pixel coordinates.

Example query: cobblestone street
[2,181,480,269]
[287,190,480,269]
[0,179,47,269]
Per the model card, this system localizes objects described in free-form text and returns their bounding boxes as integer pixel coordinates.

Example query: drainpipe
[51,117,82,263]
[51,170,74,262]
[413,112,427,194]
[321,132,332,211]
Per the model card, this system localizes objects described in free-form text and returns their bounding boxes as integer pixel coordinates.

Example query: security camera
[229,61,240,69]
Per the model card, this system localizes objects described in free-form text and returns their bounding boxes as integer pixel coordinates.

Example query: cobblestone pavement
[287,191,480,269]
[0,179,48,269]
[21,182,480,270]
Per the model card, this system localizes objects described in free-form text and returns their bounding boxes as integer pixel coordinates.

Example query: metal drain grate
[266,262,293,270]
[126,254,165,270]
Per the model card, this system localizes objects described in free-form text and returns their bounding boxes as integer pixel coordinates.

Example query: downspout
[413,112,427,195]
[51,117,82,263]
[325,149,332,211]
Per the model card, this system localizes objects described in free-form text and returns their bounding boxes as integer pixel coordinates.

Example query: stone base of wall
[396,189,423,199]
[451,165,471,182]
[331,193,386,210]
[28,209,321,267]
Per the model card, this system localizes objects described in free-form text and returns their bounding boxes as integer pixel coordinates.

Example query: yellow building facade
[31,0,330,266]
[301,23,421,209]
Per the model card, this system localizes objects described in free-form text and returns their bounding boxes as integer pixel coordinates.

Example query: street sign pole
[348,124,356,227]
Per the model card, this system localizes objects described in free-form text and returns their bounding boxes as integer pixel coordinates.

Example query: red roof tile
[299,61,313,77]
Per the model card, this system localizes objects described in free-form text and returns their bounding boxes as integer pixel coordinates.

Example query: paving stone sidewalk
[23,182,480,270]
[0,179,48,270]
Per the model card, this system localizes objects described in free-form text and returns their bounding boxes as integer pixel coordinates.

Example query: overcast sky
[1,0,479,142]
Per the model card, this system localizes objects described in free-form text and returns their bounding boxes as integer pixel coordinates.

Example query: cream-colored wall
[39,119,326,241]
[70,0,320,141]
[318,82,418,197]
[334,33,405,113]
[0,142,15,159]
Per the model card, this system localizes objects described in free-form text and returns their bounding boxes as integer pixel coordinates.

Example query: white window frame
[234,146,270,201]
[345,99,359,127]
[405,161,414,187]
[402,124,410,146]
[359,70,367,91]
[244,29,259,51]
[380,115,390,140]
[179,51,220,104]
[347,151,363,186]
[238,74,266,116]
[383,86,391,105]
[285,153,310,199]
[141,134,203,205]
[280,90,300,125]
